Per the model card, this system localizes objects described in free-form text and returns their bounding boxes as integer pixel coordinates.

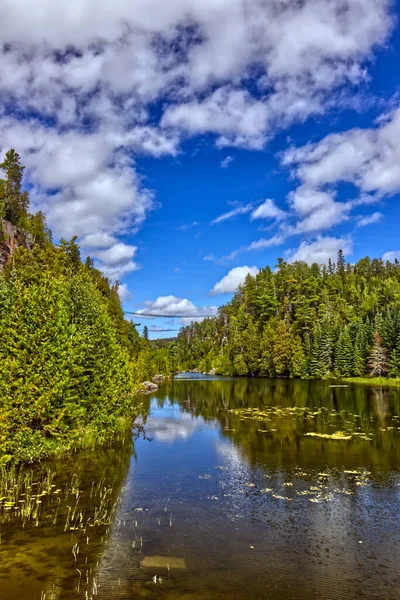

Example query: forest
[176,254,400,380]
[0,150,175,462]
[2,148,400,463]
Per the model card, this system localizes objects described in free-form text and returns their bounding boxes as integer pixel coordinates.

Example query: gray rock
[143,381,158,392]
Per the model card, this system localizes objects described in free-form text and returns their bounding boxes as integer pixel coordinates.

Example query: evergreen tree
[143,325,149,341]
[335,327,354,376]
[28,211,52,246]
[337,249,345,277]
[85,256,94,270]
[353,324,372,376]
[0,149,29,225]
[58,236,81,272]
[309,319,333,378]
[327,258,335,275]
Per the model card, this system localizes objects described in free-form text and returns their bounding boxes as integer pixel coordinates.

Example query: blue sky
[1,0,400,337]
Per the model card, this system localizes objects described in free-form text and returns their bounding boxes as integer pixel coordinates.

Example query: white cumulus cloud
[211,266,259,295]
[382,251,400,262]
[251,199,286,221]
[136,296,217,324]
[282,107,400,196]
[0,0,394,282]
[286,236,353,265]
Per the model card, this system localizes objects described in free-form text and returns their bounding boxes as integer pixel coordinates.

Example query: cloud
[0,117,165,279]
[221,156,234,169]
[382,251,400,262]
[117,283,131,302]
[149,411,205,443]
[283,107,400,196]
[100,261,140,280]
[286,236,353,265]
[136,295,217,323]
[287,187,351,234]
[0,0,394,282]
[251,199,286,221]
[211,266,259,295]
[247,235,285,251]
[93,243,137,266]
[277,107,400,240]
[91,243,139,280]
[81,233,117,250]
[211,203,253,225]
[178,221,199,231]
[356,212,383,227]
[162,88,270,149]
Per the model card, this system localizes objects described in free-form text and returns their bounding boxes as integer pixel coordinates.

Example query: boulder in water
[142,381,158,392]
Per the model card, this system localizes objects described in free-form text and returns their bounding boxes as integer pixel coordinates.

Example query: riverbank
[176,372,400,388]
[2,413,138,466]
[343,377,400,387]
[1,371,172,466]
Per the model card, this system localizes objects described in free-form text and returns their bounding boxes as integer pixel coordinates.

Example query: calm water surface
[1,375,400,599]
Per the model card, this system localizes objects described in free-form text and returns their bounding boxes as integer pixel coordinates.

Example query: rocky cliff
[0,219,34,270]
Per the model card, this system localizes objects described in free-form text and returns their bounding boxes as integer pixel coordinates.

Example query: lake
[1,375,400,599]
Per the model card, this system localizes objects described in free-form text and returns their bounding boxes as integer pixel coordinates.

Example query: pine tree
[337,249,345,277]
[309,319,333,378]
[335,327,354,376]
[85,256,94,270]
[58,236,81,272]
[388,340,400,378]
[369,331,388,377]
[0,149,29,225]
[289,335,306,377]
[353,324,371,376]
[143,325,149,341]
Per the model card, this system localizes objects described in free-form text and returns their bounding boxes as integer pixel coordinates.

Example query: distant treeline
[175,253,400,379]
[0,149,176,462]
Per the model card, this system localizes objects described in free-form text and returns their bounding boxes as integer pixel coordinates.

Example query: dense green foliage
[0,150,175,463]
[176,255,400,379]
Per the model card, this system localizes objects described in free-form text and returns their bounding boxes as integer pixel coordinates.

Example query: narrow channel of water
[1,375,400,599]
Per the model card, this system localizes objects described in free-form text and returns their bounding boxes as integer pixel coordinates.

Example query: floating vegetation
[226,406,315,422]
[272,494,292,501]
[304,431,352,440]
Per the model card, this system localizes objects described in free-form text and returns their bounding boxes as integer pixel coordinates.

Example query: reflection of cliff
[152,378,400,472]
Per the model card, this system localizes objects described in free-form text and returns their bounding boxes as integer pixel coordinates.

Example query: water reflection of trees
[151,379,400,472]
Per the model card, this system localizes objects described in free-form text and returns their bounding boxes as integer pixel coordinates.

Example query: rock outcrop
[0,219,34,270]
[142,381,158,392]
